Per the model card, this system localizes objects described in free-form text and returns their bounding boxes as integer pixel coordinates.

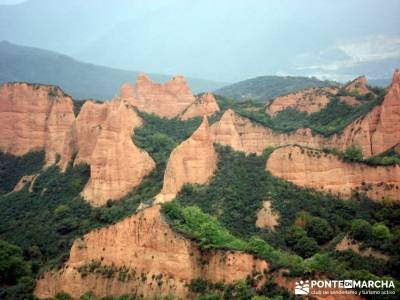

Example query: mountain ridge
[0,41,227,99]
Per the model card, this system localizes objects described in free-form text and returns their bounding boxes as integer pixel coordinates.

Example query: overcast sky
[0,0,399,82]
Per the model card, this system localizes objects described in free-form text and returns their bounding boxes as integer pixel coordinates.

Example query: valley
[0,70,400,300]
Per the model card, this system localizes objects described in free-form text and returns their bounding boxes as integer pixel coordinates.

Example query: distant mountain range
[214,75,338,103]
[0,41,227,100]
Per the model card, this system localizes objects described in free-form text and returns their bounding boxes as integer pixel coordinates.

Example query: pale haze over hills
[0,0,399,83]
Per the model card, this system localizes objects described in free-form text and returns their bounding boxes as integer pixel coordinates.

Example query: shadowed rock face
[120,74,196,118]
[180,92,220,120]
[0,83,75,169]
[266,145,400,201]
[80,99,155,206]
[35,205,268,299]
[265,87,339,116]
[211,70,400,158]
[155,117,218,203]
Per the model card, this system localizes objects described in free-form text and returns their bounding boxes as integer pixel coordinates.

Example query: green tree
[0,240,30,285]
[343,144,363,161]
[305,217,333,244]
[350,219,372,241]
[371,223,391,241]
[293,236,319,258]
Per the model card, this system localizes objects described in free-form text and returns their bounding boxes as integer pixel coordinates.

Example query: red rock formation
[266,87,339,116]
[335,236,389,261]
[255,200,279,229]
[212,70,400,157]
[266,145,400,201]
[120,74,195,118]
[0,83,75,169]
[74,100,110,165]
[370,69,400,154]
[344,75,371,95]
[80,99,155,206]
[35,205,268,299]
[210,109,329,154]
[155,117,218,203]
[180,92,220,120]
[12,174,38,192]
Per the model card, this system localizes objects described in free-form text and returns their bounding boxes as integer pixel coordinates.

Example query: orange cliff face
[0,83,155,206]
[210,109,330,154]
[80,99,155,206]
[120,74,196,118]
[370,69,400,154]
[344,75,371,95]
[211,70,400,158]
[0,83,75,169]
[265,87,339,116]
[266,146,400,201]
[155,117,218,203]
[34,205,268,299]
[180,92,220,120]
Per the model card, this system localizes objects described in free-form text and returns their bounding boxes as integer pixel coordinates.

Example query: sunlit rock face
[180,92,220,120]
[155,117,218,203]
[211,70,400,158]
[120,74,196,118]
[0,83,76,170]
[265,86,339,116]
[35,205,268,299]
[79,99,155,206]
[266,145,400,201]
[344,75,371,95]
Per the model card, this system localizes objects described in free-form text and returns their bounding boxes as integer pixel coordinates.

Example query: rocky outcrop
[369,69,400,154]
[80,99,155,206]
[155,117,218,203]
[344,75,371,95]
[265,87,339,116]
[0,83,75,169]
[35,205,268,299]
[210,109,330,154]
[12,174,38,192]
[335,236,390,261]
[180,92,220,120]
[73,100,111,165]
[211,70,400,157]
[256,200,279,229]
[266,146,400,201]
[120,74,196,118]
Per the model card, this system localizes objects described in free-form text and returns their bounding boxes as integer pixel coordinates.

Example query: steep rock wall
[35,206,268,299]
[210,109,330,154]
[120,74,195,118]
[266,146,400,201]
[80,100,155,206]
[180,92,220,120]
[211,70,400,157]
[0,83,75,169]
[155,117,218,203]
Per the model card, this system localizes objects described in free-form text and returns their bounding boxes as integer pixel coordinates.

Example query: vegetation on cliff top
[1,111,400,299]
[214,75,337,103]
[234,88,385,136]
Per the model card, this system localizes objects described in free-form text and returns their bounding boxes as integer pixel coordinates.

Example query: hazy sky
[1,0,399,82]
